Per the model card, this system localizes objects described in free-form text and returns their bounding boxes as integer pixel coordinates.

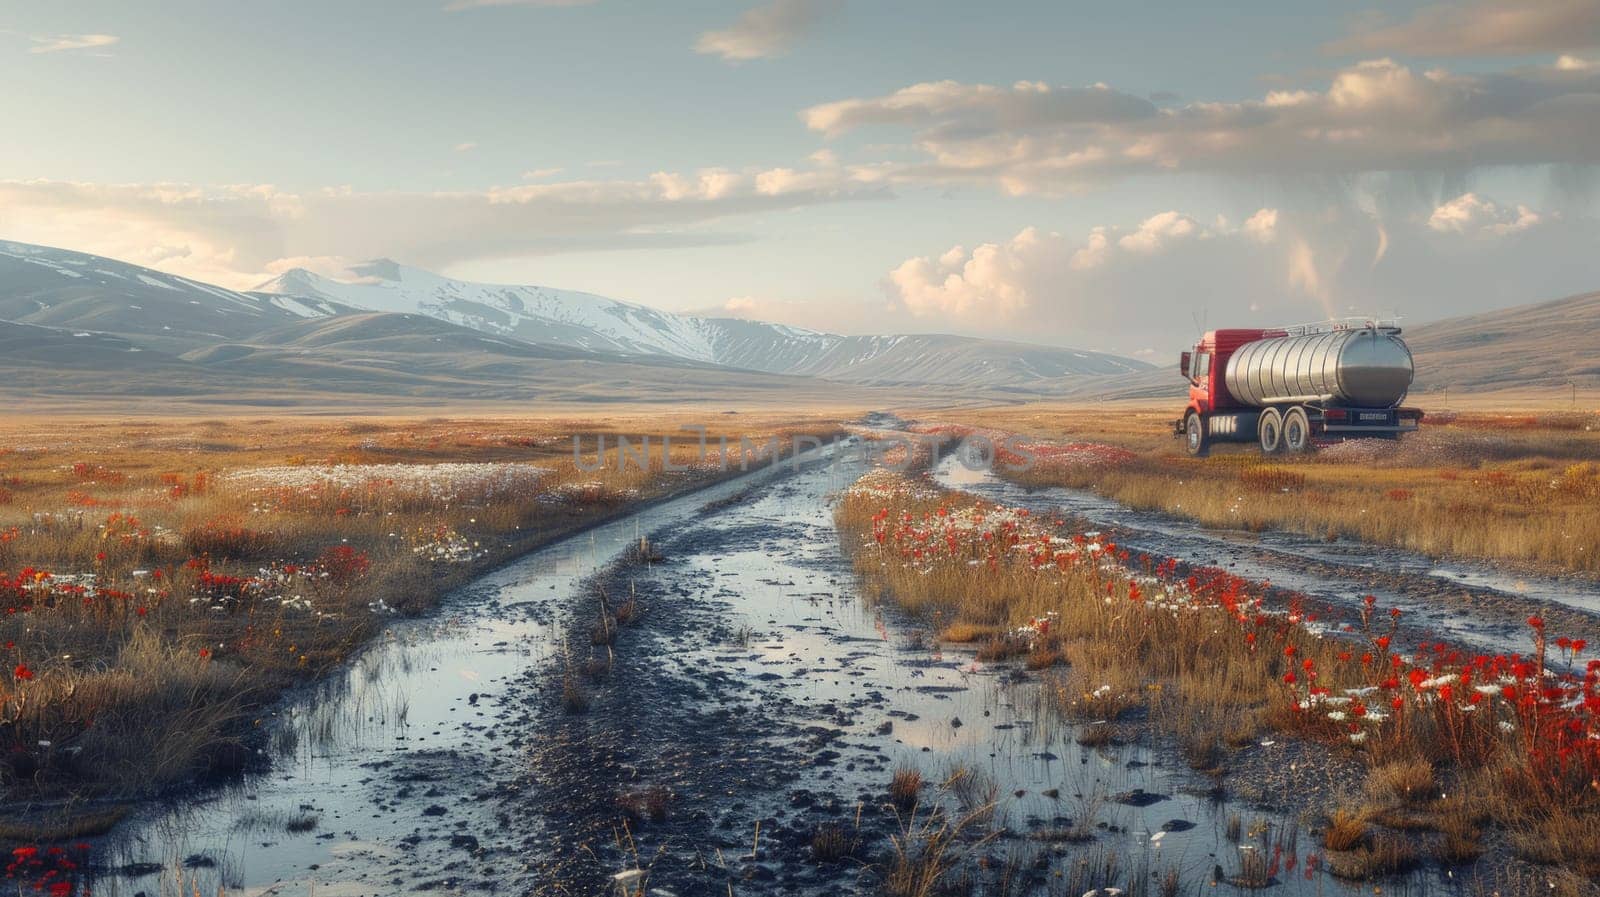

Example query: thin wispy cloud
[696,0,840,62]
[0,165,886,289]
[1327,0,1600,57]
[28,33,119,54]
[805,58,1600,193]
[454,142,479,152]
[443,0,595,11]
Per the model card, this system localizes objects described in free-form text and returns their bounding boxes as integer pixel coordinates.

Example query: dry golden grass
[0,412,845,836]
[1323,808,1369,851]
[921,405,1600,574]
[889,766,924,812]
[1365,757,1437,808]
[838,468,1600,878]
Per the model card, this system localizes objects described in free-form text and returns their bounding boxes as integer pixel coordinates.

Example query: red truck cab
[1181,328,1283,417]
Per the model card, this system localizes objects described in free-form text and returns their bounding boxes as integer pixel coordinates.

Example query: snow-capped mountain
[256,260,1151,387]
[257,259,731,360]
[0,240,347,354]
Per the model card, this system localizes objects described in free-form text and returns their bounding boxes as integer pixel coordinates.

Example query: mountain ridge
[253,259,1151,388]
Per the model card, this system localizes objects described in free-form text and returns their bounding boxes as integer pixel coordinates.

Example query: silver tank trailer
[1225,327,1414,408]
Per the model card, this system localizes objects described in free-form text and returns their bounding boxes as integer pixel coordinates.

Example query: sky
[1,0,1598,355]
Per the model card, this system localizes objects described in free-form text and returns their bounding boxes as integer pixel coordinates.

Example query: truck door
[1189,351,1211,410]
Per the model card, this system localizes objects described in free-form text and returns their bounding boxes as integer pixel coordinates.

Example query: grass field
[0,412,848,840]
[838,467,1600,887]
[916,405,1600,575]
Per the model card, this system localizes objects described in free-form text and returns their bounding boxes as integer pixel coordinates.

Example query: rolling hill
[255,260,1149,388]
[1405,290,1600,395]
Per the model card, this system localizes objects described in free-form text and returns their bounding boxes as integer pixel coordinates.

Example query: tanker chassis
[1173,322,1423,456]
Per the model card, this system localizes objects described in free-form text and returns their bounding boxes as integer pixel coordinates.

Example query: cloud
[521,167,565,179]
[1117,211,1200,252]
[887,228,1047,319]
[443,0,595,11]
[1327,0,1600,57]
[886,211,1287,323]
[1286,238,1327,302]
[1427,192,1544,234]
[28,33,118,54]
[1243,208,1279,243]
[0,166,885,289]
[803,58,1600,193]
[454,142,478,153]
[695,0,840,62]
[880,201,1600,349]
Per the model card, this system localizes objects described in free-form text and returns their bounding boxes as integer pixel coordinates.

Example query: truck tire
[1283,406,1313,454]
[1257,407,1283,455]
[1184,411,1209,457]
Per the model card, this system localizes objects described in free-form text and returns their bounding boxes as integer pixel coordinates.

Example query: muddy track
[934,457,1600,657]
[508,506,895,895]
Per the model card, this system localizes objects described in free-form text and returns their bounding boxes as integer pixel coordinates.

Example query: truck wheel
[1184,411,1209,457]
[1257,408,1283,455]
[1283,406,1312,454]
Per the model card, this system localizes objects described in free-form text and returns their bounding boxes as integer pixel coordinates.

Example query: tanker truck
[1174,320,1422,456]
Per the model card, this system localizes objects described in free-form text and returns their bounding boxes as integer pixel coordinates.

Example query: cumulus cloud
[886,211,1279,323]
[28,33,118,54]
[887,229,1047,318]
[695,0,840,62]
[1327,0,1600,57]
[1427,192,1544,234]
[1117,211,1200,252]
[880,202,1599,350]
[1243,208,1279,243]
[803,58,1600,193]
[0,166,884,289]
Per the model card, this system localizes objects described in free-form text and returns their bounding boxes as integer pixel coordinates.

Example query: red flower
[1528,615,1545,630]
[12,663,33,682]
[199,648,212,660]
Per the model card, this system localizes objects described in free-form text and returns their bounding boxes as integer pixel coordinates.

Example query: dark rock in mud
[1113,788,1169,807]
